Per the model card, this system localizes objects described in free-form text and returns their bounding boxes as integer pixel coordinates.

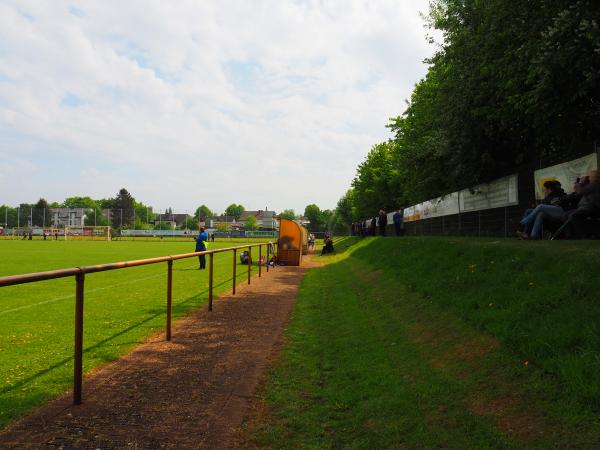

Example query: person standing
[196,227,208,269]
[378,210,387,236]
[393,209,403,236]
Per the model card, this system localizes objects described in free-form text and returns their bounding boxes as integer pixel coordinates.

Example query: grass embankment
[250,237,600,448]
[0,240,263,428]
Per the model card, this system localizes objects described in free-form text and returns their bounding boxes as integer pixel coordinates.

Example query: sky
[0,0,438,215]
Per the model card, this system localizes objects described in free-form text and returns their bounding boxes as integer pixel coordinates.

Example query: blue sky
[0,0,438,214]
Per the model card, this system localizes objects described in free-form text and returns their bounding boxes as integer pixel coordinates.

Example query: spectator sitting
[321,237,334,255]
[240,250,251,264]
[564,170,600,238]
[537,178,585,238]
[517,180,566,240]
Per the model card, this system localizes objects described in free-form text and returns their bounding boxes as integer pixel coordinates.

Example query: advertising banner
[403,204,422,222]
[459,174,518,212]
[533,153,598,199]
[420,192,460,219]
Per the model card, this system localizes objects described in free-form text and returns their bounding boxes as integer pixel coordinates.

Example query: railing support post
[247,245,251,285]
[208,252,214,311]
[166,259,173,341]
[232,249,237,295]
[258,244,262,278]
[74,271,85,405]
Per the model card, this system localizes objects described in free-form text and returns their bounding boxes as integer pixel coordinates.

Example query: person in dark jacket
[321,236,334,255]
[370,216,377,236]
[393,210,403,236]
[567,170,600,238]
[196,227,208,269]
[517,180,566,239]
[378,210,387,236]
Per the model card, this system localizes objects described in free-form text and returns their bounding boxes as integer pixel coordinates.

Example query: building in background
[50,208,86,227]
[212,210,277,231]
[153,212,189,228]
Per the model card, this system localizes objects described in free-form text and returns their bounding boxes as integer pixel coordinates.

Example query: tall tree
[32,198,52,227]
[195,205,213,221]
[182,216,199,230]
[62,196,99,209]
[225,204,245,220]
[279,209,297,220]
[112,188,134,228]
[245,215,259,231]
[0,205,18,228]
[304,204,324,232]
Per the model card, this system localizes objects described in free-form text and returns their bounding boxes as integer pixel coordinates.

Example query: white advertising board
[459,174,518,212]
[533,153,598,199]
[420,192,460,219]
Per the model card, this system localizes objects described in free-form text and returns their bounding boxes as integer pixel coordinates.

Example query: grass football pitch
[0,239,264,428]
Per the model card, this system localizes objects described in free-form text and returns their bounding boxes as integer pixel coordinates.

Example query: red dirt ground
[0,263,310,449]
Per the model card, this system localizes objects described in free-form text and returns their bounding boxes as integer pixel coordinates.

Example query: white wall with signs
[533,153,598,199]
[458,174,519,213]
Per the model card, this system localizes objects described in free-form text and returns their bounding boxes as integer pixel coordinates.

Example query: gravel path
[0,264,308,449]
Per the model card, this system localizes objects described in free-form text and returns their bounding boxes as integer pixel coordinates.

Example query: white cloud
[0,0,437,214]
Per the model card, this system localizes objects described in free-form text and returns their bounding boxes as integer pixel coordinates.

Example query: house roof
[154,213,189,222]
[239,210,275,221]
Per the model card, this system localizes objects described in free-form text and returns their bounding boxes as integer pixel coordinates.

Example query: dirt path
[0,264,310,449]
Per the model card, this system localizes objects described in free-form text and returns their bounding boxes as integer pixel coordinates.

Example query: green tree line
[0,189,219,230]
[332,0,599,231]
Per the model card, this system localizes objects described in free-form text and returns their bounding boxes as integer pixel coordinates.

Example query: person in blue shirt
[393,209,404,236]
[196,227,208,269]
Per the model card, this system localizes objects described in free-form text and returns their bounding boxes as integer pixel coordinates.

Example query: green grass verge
[0,239,265,428]
[250,237,600,448]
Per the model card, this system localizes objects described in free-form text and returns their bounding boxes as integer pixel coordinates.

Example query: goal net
[64,226,111,241]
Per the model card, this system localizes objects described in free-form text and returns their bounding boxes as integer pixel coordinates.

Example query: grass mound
[250,237,600,448]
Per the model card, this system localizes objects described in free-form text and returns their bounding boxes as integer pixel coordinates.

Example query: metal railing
[0,242,273,405]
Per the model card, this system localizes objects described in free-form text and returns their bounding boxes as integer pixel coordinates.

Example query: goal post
[64,226,111,241]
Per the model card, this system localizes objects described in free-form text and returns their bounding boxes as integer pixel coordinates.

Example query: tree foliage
[111,188,135,228]
[225,204,245,220]
[335,0,600,221]
[245,215,259,231]
[63,196,99,209]
[279,209,297,220]
[195,205,213,221]
[32,198,52,227]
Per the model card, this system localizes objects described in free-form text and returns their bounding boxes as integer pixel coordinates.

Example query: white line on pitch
[0,262,198,316]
